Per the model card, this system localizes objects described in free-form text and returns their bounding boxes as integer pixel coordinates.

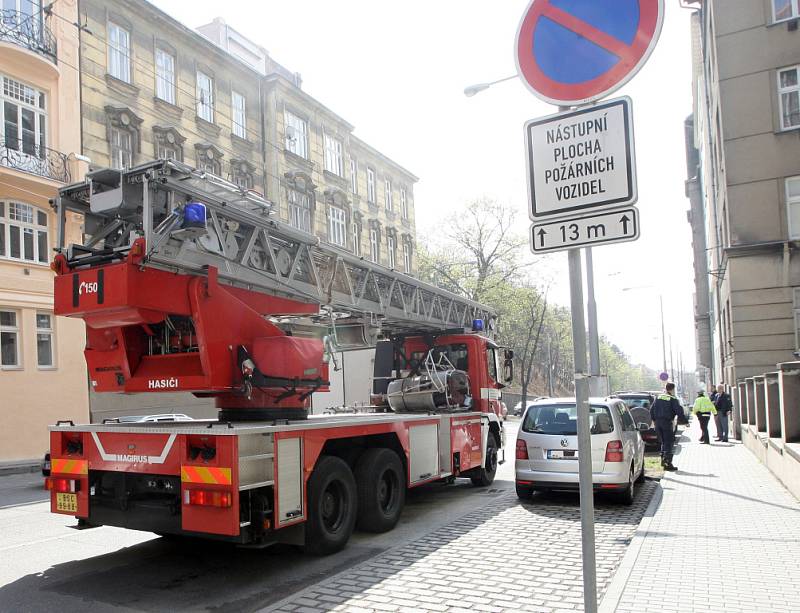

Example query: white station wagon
[515,397,646,505]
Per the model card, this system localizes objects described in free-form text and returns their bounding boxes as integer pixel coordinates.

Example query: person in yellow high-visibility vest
[692,390,717,444]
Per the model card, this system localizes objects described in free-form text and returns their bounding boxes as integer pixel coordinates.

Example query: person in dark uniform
[650,382,683,471]
[714,384,733,442]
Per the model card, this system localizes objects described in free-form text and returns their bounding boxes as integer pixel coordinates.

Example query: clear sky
[152,0,698,374]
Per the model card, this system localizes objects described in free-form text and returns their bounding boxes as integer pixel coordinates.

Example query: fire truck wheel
[304,455,357,555]
[354,448,406,533]
[470,433,498,487]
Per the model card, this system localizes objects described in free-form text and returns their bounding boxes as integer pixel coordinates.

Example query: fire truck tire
[354,448,406,533]
[304,455,357,555]
[470,433,499,487]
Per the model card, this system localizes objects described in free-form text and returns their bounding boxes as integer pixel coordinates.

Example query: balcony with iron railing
[0,9,57,64]
[0,138,70,182]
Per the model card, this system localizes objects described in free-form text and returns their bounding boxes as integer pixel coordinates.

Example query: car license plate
[56,492,77,513]
[548,450,578,459]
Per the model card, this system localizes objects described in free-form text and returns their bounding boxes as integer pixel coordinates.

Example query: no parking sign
[515,0,664,106]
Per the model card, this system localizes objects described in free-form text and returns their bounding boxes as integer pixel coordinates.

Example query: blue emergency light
[182,201,207,230]
[472,319,484,332]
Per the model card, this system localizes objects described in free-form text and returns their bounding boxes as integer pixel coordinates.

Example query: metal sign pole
[586,247,602,395]
[568,247,598,613]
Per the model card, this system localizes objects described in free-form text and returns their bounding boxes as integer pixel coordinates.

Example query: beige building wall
[0,0,89,461]
[74,3,419,420]
[263,76,418,275]
[691,0,800,385]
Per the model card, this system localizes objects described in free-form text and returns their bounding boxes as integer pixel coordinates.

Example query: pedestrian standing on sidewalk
[692,390,717,444]
[650,382,683,471]
[714,384,733,442]
[710,385,721,441]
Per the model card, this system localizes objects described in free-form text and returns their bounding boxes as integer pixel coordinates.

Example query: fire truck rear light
[605,440,624,463]
[516,439,529,460]
[184,489,232,508]
[46,477,79,493]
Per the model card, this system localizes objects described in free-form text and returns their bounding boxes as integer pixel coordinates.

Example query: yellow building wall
[0,0,89,462]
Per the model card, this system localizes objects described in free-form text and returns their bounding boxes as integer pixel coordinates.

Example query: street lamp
[463,74,518,97]
[621,286,667,376]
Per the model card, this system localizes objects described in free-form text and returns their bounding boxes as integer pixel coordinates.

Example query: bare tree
[419,197,527,302]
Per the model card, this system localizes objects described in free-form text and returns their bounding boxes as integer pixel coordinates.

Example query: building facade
[0,0,89,461]
[688,0,800,386]
[78,0,418,419]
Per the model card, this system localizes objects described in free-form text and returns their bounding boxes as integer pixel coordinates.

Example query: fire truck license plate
[56,492,77,512]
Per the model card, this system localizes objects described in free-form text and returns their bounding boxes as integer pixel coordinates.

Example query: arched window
[0,201,49,264]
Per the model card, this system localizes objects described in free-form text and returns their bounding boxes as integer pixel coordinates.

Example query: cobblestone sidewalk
[265,482,656,613]
[601,425,800,613]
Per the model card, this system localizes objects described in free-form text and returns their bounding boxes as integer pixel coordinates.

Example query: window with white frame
[350,158,358,194]
[324,133,343,176]
[773,0,799,22]
[369,228,379,263]
[0,309,20,368]
[284,110,307,158]
[0,201,48,264]
[403,242,411,273]
[329,206,347,247]
[107,22,131,83]
[385,179,393,212]
[232,91,246,139]
[787,176,800,239]
[367,167,376,204]
[196,71,214,123]
[36,312,54,368]
[288,189,312,233]
[352,222,361,256]
[778,66,800,130]
[387,234,396,268]
[2,76,46,157]
[400,188,408,219]
[155,48,175,105]
[156,140,179,160]
[109,126,132,169]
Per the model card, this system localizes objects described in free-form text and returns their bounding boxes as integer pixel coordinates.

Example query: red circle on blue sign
[515,0,664,106]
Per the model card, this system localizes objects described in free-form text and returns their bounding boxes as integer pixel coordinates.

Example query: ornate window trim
[230,158,255,190]
[194,142,223,176]
[152,125,184,161]
[285,169,317,233]
[105,106,142,169]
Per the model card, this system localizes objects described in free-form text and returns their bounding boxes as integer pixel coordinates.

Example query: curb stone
[598,482,663,613]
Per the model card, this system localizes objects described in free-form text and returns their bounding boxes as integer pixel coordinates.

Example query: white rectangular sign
[525,97,637,220]
[530,207,639,254]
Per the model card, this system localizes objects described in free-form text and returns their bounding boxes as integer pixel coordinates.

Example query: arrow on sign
[620,214,630,234]
[537,228,547,247]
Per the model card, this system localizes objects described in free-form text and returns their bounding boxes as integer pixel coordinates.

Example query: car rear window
[620,397,651,409]
[521,404,614,436]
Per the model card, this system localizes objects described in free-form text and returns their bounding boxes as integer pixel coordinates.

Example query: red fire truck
[45,160,512,553]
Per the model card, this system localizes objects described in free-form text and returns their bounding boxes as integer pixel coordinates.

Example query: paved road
[0,420,655,612]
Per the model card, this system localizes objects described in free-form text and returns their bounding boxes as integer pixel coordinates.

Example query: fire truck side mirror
[502,349,514,384]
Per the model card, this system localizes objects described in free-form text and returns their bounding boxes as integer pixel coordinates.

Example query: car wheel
[635,459,646,484]
[515,483,533,500]
[470,434,498,487]
[354,448,405,533]
[618,466,635,506]
[304,455,357,555]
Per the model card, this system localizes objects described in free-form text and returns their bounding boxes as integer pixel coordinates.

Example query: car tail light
[45,477,79,493]
[183,489,232,508]
[516,439,529,460]
[605,440,624,462]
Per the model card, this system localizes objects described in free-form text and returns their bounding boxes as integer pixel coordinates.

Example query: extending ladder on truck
[54,159,495,344]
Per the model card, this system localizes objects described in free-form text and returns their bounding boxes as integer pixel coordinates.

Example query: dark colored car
[41,451,51,477]
[610,392,659,450]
